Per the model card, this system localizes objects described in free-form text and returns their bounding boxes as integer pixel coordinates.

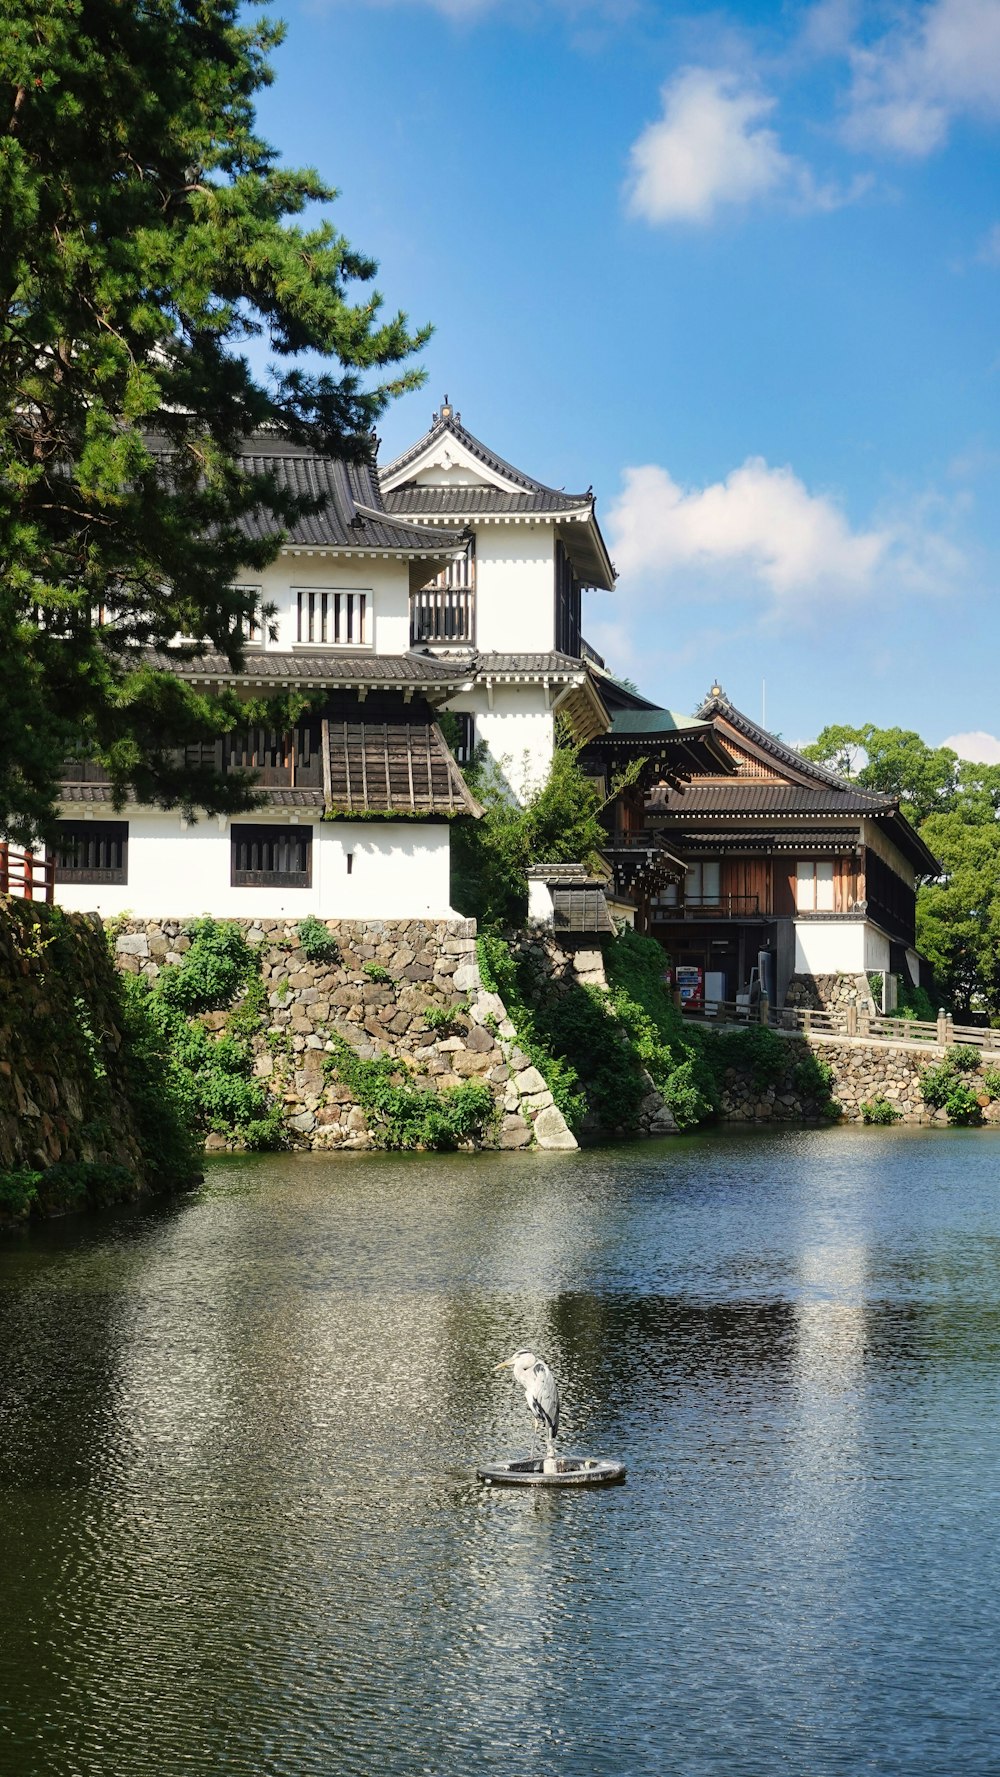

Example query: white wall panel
[50,812,453,921]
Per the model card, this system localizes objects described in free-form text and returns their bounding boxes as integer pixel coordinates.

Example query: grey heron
[495,1350,561,1456]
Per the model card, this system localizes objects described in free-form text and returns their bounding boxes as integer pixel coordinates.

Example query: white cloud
[624,67,852,224]
[607,457,889,600]
[941,729,1000,762]
[844,0,1000,157]
[625,67,868,225]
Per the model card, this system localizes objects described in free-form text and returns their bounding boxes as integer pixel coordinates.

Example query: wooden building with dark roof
[586,682,937,1009]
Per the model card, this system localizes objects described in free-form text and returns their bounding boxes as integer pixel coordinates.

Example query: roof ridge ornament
[434,394,460,425]
[708,681,727,701]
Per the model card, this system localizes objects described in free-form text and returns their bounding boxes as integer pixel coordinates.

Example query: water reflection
[1,1130,1000,1776]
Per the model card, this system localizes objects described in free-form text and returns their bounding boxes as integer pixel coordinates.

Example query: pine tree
[0,0,429,839]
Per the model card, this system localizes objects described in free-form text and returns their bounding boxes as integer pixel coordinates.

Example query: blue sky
[255,0,1000,754]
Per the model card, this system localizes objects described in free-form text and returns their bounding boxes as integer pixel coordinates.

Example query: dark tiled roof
[696,687,878,796]
[381,406,592,502]
[144,649,594,688]
[149,650,475,686]
[59,784,135,804]
[648,782,892,815]
[671,827,863,851]
[527,862,604,883]
[474,651,588,678]
[151,434,467,556]
[383,486,591,517]
[379,406,616,590]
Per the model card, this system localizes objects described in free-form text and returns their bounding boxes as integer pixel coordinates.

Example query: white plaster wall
[248,554,412,654]
[528,880,554,923]
[794,919,866,975]
[446,683,554,803]
[904,947,922,988]
[49,812,453,921]
[472,525,555,654]
[863,925,892,973]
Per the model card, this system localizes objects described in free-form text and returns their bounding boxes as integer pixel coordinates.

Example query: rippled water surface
[2,1128,1000,1776]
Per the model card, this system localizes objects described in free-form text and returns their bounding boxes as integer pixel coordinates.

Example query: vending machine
[676,964,704,1012]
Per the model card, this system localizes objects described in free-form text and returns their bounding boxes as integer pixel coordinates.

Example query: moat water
[2,1128,999,1777]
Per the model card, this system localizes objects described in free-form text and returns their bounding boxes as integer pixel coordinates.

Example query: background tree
[805,721,1000,1019]
[803,724,960,825]
[1,0,428,840]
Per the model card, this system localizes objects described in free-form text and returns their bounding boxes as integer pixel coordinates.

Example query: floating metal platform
[477,1456,626,1488]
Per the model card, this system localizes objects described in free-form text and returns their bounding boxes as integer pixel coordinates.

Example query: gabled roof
[379,399,615,591]
[695,684,876,794]
[650,683,940,875]
[381,400,593,506]
[150,433,467,557]
[582,704,735,783]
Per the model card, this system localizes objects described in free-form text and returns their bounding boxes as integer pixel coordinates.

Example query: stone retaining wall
[784,972,877,1016]
[0,903,146,1177]
[510,929,677,1138]
[111,918,577,1152]
[718,1029,1000,1125]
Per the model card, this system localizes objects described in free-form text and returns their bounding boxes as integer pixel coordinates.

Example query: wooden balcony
[652,894,765,921]
[410,544,476,646]
[409,585,475,646]
[61,724,325,792]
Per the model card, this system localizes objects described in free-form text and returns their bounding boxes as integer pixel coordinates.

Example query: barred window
[52,821,128,884]
[295,588,370,647]
[231,824,312,888]
[450,712,476,766]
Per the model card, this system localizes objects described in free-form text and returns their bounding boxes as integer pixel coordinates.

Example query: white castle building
[50,401,616,922]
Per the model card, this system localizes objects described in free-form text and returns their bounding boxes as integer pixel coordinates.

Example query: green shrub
[946,1044,981,1072]
[423,1001,467,1033]
[477,932,587,1131]
[297,915,340,964]
[861,1096,902,1125]
[157,919,258,1013]
[363,961,392,984]
[702,1023,787,1094]
[0,1161,136,1221]
[919,1057,984,1125]
[792,1055,835,1100]
[981,1068,1000,1098]
[0,1168,41,1218]
[324,1036,495,1150]
[121,926,284,1155]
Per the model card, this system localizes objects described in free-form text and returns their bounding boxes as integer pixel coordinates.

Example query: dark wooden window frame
[52,820,129,884]
[231,824,313,889]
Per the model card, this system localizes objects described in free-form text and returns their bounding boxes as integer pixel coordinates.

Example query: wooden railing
[683,997,1000,1050]
[0,843,55,904]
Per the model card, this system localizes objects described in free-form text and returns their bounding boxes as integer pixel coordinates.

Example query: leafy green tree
[806,719,1000,1018]
[918,808,1000,1019]
[1,0,428,839]
[451,740,610,929]
[803,724,960,826]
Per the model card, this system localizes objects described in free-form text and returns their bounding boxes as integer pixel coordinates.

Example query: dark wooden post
[22,847,34,901]
[0,841,7,895]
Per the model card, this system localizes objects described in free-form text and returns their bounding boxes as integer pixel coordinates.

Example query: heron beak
[494,1359,514,1371]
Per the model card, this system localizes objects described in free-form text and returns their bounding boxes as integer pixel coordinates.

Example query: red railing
[0,843,55,904]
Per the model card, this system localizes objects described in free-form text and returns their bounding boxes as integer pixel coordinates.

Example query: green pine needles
[1,0,429,841]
